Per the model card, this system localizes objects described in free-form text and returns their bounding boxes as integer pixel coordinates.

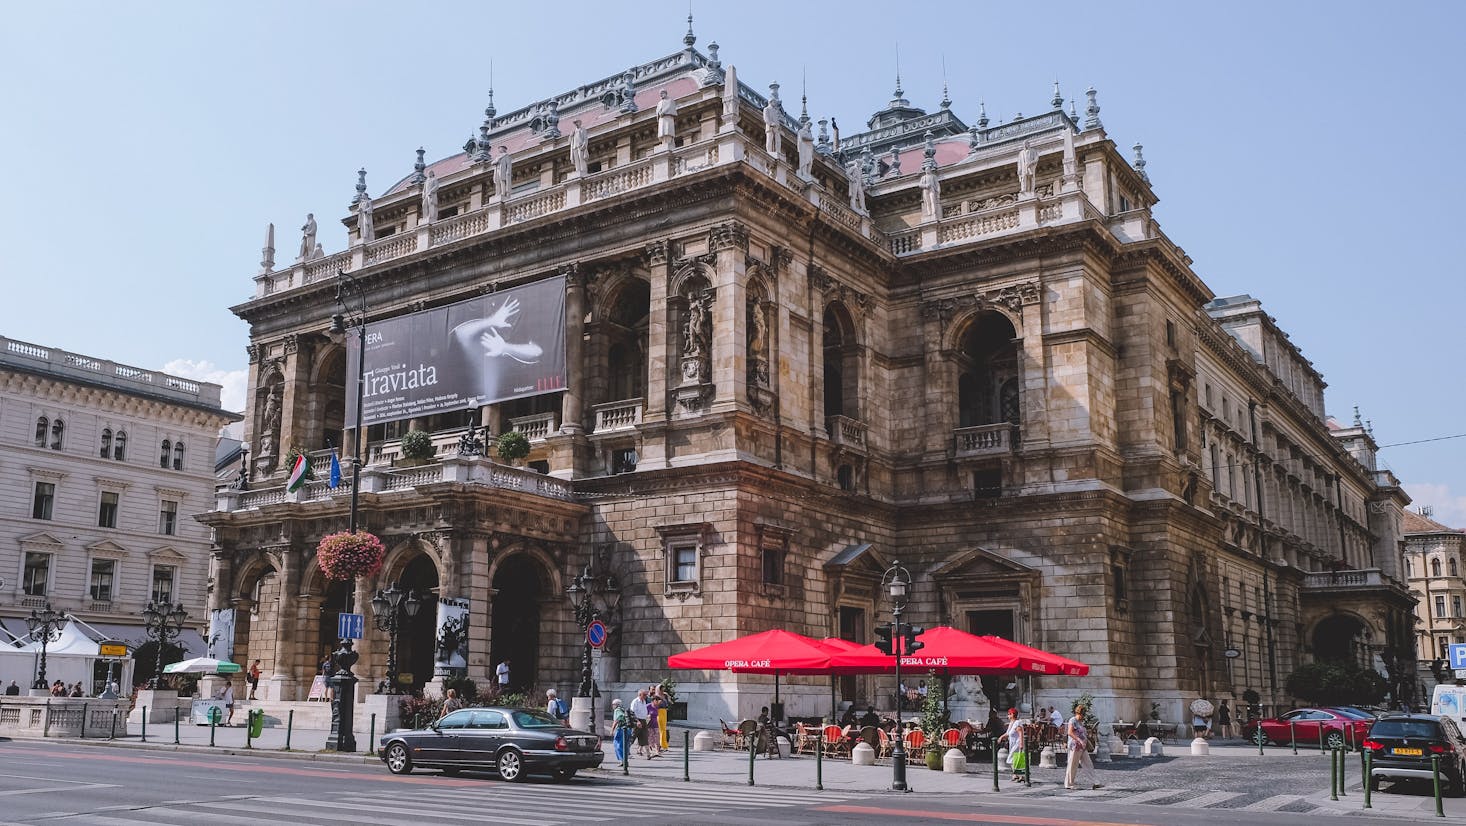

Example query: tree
[1285,661,1388,706]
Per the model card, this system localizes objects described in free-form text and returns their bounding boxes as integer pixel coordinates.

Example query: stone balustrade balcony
[510,412,559,442]
[593,398,644,433]
[953,422,1016,458]
[826,415,868,450]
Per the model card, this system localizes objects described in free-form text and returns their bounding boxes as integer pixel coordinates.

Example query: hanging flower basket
[316,531,386,581]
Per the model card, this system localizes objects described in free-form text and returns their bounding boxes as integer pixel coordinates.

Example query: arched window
[1452,558,1460,578]
[173,441,185,471]
[955,311,1018,430]
[100,428,113,458]
[50,419,64,450]
[822,302,860,420]
[113,431,127,461]
[1432,558,1443,577]
[35,417,48,447]
[160,439,172,469]
[604,279,649,404]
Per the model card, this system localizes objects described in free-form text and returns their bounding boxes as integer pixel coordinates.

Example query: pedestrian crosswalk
[1005,784,1318,812]
[20,779,868,825]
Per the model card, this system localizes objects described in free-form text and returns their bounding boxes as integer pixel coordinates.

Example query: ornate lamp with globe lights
[25,602,68,690]
[370,582,423,694]
[141,600,188,689]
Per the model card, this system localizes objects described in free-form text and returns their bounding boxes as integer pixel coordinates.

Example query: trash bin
[248,708,265,738]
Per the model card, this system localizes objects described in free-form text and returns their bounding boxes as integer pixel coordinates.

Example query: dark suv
[1364,714,1466,795]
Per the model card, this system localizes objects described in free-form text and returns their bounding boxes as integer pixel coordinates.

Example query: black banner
[346,275,566,426]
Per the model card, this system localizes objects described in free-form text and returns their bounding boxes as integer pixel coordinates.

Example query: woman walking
[611,698,630,762]
[1003,708,1027,782]
[645,685,663,758]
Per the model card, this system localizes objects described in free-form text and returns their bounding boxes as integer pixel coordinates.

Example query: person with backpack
[546,688,569,726]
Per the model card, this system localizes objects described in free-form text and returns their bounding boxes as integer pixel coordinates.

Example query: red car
[1243,707,1373,748]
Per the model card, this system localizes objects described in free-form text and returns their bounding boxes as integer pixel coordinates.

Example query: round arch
[487,545,561,693]
[1310,612,1375,666]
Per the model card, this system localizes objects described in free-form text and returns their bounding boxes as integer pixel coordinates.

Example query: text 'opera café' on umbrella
[203,24,1416,724]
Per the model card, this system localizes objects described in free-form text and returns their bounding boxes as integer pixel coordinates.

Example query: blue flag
[329,451,342,489]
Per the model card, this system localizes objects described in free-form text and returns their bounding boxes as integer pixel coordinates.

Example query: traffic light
[874,623,895,655]
[903,624,925,655]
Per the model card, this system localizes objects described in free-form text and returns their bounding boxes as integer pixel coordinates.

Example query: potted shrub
[660,678,688,721]
[919,674,947,770]
[315,531,387,581]
[495,430,531,465]
[398,429,435,466]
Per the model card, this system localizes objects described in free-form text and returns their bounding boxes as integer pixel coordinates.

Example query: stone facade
[1404,509,1465,691]
[0,334,234,680]
[207,40,1416,724]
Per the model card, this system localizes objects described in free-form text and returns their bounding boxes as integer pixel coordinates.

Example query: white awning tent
[0,618,136,694]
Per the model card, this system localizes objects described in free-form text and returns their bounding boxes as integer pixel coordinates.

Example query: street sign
[587,620,607,649]
[98,642,128,658]
[1450,643,1466,670]
[338,612,365,640]
[1223,648,1242,659]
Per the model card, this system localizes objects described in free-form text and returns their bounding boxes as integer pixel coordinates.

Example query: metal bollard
[1290,721,1297,754]
[622,730,629,776]
[1319,726,1326,753]
[1432,755,1444,818]
[1363,751,1372,809]
[43,700,51,738]
[1330,748,1338,801]
[142,707,148,743]
[245,712,254,749]
[992,738,1000,792]
[816,736,823,791]
[286,709,294,750]
[174,713,180,745]
[748,735,756,786]
[369,714,376,752]
[1257,727,1264,756]
[110,708,118,740]
[1338,746,1346,796]
[683,730,690,782]
[1024,741,1032,787]
[209,712,217,747]
[81,703,88,739]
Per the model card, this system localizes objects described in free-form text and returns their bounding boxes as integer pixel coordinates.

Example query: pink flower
[316,531,386,581]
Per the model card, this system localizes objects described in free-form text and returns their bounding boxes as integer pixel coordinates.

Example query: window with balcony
[604,278,649,403]
[23,552,50,596]
[822,302,861,420]
[98,491,119,528]
[158,500,178,536]
[89,558,116,602]
[151,565,176,604]
[955,311,1018,446]
[32,482,55,520]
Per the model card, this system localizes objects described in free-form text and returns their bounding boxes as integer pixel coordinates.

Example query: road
[0,740,1437,824]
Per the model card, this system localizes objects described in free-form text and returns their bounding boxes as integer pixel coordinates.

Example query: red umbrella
[668,629,838,709]
[827,626,1049,675]
[976,635,1090,676]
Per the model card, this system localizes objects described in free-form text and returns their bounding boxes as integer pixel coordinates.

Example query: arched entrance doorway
[1313,614,1371,668]
[317,580,352,671]
[395,555,440,693]
[491,555,547,693]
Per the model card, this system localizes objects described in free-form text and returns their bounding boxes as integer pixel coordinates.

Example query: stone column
[269,545,304,700]
[640,241,672,469]
[709,223,750,411]
[560,264,586,434]
[1018,296,1050,454]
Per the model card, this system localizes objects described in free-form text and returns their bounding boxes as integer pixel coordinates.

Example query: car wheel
[1324,731,1345,750]
[385,742,413,775]
[497,749,524,782]
[1250,729,1268,746]
[553,768,577,782]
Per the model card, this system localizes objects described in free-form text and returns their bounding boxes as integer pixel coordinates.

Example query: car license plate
[1394,747,1423,756]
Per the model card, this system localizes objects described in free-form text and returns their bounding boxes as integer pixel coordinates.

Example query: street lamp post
[327,269,369,753]
[883,560,912,792]
[141,601,188,689]
[370,583,423,694]
[25,603,68,691]
[565,564,619,732]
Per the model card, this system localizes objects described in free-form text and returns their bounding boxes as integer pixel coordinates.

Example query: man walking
[247,659,262,700]
[546,688,569,726]
[495,659,511,693]
[630,687,652,758]
[1064,703,1100,790]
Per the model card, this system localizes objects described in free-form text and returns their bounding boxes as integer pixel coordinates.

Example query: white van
[1429,684,1466,728]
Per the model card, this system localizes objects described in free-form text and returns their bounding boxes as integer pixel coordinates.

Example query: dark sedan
[378,707,602,781]
[1242,707,1372,748]
[1365,714,1466,795]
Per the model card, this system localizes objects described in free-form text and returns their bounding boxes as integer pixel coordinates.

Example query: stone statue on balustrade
[762,95,782,157]
[493,146,513,201]
[1017,139,1039,196]
[681,290,712,384]
[356,194,374,243]
[796,120,814,178]
[298,213,317,261]
[847,162,867,213]
[420,172,439,224]
[570,120,589,177]
[920,164,941,222]
[656,91,678,144]
[259,388,282,461]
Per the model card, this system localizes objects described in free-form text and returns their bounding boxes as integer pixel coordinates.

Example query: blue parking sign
[338,612,364,640]
[1450,643,1466,670]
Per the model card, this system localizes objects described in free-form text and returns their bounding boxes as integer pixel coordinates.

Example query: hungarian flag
[286,453,311,492]
[329,451,342,489]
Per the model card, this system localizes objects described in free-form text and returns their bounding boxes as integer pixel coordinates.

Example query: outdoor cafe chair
[903,728,927,763]
[821,724,848,758]
[719,718,740,750]
[736,718,757,751]
[942,727,963,749]
[875,727,894,761]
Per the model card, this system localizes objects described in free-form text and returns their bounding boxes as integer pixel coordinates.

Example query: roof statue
[886,145,901,178]
[702,41,724,86]
[493,146,513,201]
[297,213,316,262]
[968,124,980,154]
[816,118,831,155]
[409,147,427,185]
[356,190,374,244]
[762,83,782,157]
[619,68,638,114]
[569,119,589,177]
[1016,139,1039,196]
[919,136,940,221]
[352,167,368,205]
[796,118,814,178]
[657,90,678,144]
[542,99,561,140]
[421,171,439,224]
[1084,86,1102,130]
[846,160,866,214]
[830,116,840,153]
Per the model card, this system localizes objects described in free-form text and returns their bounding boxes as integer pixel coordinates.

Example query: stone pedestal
[943,748,968,773]
[1127,741,1142,758]
[851,741,876,765]
[129,689,183,725]
[359,692,403,735]
[693,730,716,751]
[1142,736,1163,757]
[1189,736,1210,756]
[1039,745,1057,768]
[569,696,593,733]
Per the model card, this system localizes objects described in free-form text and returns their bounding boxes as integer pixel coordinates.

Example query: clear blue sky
[3,1,1463,524]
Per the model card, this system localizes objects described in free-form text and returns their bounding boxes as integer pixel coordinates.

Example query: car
[1364,713,1466,795]
[378,706,603,781]
[1241,707,1372,748]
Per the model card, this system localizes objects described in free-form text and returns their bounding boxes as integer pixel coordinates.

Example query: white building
[0,334,236,690]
